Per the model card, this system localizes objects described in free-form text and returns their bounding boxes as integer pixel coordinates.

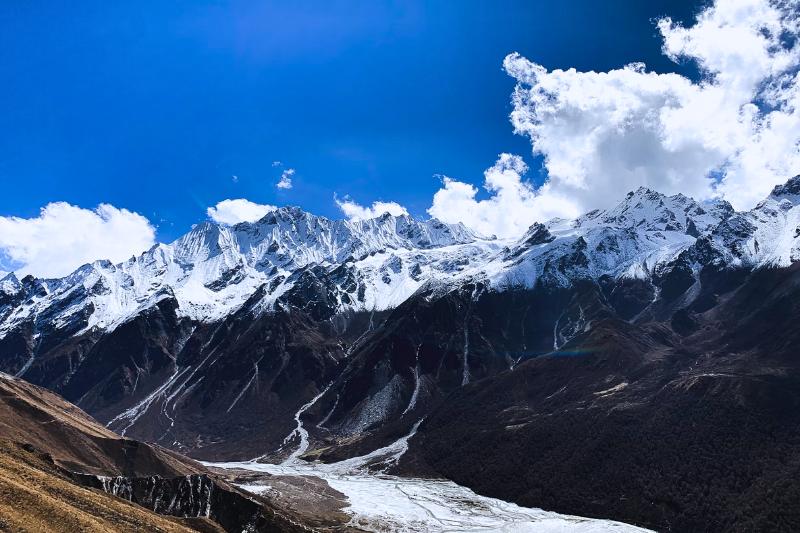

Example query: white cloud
[272,161,282,167]
[207,199,276,225]
[228,0,800,241]
[277,168,295,189]
[492,0,800,221]
[428,154,579,238]
[336,196,409,220]
[0,203,156,278]
[231,174,239,183]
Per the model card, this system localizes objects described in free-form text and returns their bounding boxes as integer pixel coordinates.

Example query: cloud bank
[0,203,156,278]
[428,0,800,237]
[207,199,276,225]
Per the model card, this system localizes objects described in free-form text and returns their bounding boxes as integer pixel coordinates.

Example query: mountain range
[3,176,800,531]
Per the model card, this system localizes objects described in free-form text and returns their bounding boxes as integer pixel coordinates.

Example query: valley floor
[207,460,651,532]
[206,375,652,532]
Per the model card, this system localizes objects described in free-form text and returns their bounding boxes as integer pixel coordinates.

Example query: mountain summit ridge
[3,178,800,343]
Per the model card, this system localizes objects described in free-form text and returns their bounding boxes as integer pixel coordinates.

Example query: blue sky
[0,0,704,243]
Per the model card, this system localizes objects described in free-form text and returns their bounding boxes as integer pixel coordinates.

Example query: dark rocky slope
[0,284,363,461]
[402,265,800,532]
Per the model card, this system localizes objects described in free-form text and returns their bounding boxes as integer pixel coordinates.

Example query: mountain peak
[629,185,660,197]
[770,175,800,199]
[0,272,20,296]
[272,205,314,220]
[566,185,735,239]
[172,220,237,264]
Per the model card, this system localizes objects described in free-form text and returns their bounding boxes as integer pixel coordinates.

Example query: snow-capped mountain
[0,209,495,339]
[489,187,735,289]
[0,182,758,343]
[694,175,800,268]
[3,178,798,408]
[0,272,20,296]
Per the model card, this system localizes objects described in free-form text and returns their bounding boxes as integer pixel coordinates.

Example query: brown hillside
[0,439,222,533]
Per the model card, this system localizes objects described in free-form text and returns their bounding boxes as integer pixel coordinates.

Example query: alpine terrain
[4,177,800,531]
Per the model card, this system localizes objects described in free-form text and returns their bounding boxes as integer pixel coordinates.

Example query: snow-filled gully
[207,386,652,533]
[279,384,332,464]
[402,343,422,416]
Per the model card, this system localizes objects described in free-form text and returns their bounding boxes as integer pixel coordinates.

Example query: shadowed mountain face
[2,178,800,531]
[404,265,800,532]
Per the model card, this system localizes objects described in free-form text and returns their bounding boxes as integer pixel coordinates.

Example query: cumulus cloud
[495,0,800,217]
[207,199,276,225]
[277,168,295,189]
[0,203,156,278]
[431,0,800,238]
[335,196,409,220]
[428,154,579,238]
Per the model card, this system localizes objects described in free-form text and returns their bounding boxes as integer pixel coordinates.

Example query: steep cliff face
[0,439,203,533]
[72,471,304,533]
